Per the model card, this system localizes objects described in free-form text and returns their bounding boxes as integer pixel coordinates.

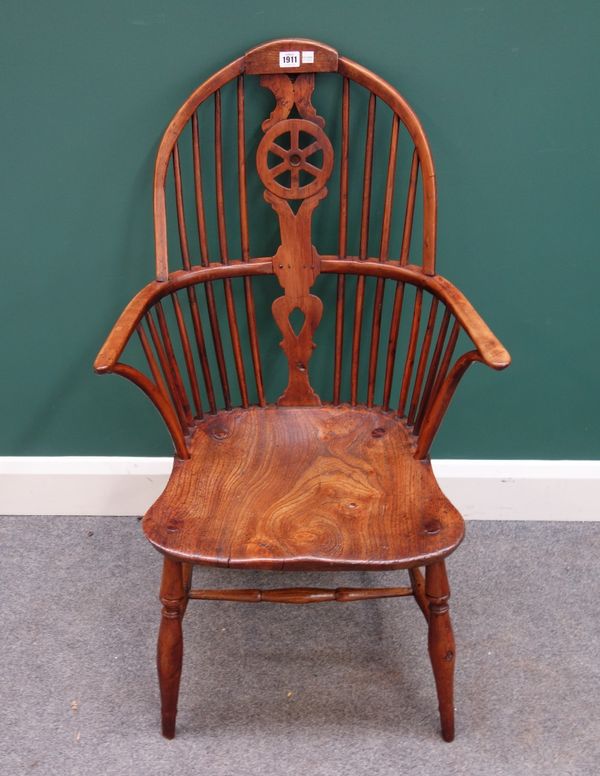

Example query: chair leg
[157,556,185,739]
[425,560,456,742]
[409,567,429,621]
[180,563,193,618]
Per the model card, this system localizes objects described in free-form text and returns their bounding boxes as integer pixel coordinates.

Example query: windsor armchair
[95,39,510,741]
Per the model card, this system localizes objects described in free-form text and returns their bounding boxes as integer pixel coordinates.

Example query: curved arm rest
[319,258,510,370]
[94,283,165,373]
[94,258,274,373]
[427,274,511,371]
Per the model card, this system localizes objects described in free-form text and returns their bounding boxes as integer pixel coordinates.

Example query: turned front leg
[157,556,185,739]
[425,560,456,742]
[180,563,193,618]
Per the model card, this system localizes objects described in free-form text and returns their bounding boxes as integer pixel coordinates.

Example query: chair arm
[94,283,165,373]
[319,258,510,370]
[414,350,481,459]
[94,259,274,373]
[411,276,511,458]
[426,275,511,370]
[93,281,191,459]
[396,270,511,458]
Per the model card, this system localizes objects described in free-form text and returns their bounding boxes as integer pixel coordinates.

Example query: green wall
[1,0,598,458]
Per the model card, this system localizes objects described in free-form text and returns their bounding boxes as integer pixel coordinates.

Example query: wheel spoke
[291,124,299,152]
[302,161,322,177]
[269,161,288,179]
[302,140,320,158]
[290,167,299,189]
[269,142,288,159]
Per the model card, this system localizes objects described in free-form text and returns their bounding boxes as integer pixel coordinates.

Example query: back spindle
[191,111,210,267]
[237,75,265,406]
[333,76,350,405]
[172,142,191,270]
[171,293,203,418]
[380,114,400,262]
[145,311,189,429]
[137,323,169,401]
[398,287,423,417]
[429,319,461,408]
[191,108,232,407]
[407,297,439,426]
[366,113,399,407]
[413,307,451,433]
[186,285,217,413]
[214,89,249,408]
[400,149,419,266]
[382,280,406,411]
[351,93,376,405]
[155,302,193,427]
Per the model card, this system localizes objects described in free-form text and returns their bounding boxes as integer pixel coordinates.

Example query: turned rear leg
[425,560,456,742]
[157,556,185,738]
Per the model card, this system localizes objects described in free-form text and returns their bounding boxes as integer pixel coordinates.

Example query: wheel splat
[258,119,333,201]
[256,74,333,406]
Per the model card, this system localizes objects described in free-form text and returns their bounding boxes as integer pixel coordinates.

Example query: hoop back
[151,38,438,406]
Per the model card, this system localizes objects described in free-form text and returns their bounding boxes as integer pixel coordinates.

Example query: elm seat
[143,407,464,570]
[95,37,510,742]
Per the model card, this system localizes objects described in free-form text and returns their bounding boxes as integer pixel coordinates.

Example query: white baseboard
[433,460,600,521]
[0,458,598,520]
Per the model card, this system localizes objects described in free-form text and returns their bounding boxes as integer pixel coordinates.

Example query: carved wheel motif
[257,118,333,200]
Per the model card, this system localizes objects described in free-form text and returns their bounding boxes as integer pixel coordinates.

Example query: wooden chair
[95,39,510,741]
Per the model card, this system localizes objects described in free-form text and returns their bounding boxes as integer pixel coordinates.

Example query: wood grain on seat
[143,406,464,570]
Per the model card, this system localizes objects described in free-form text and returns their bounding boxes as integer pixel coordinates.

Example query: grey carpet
[0,517,598,776]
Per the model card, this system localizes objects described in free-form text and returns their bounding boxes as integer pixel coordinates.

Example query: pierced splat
[264,190,326,406]
[288,307,306,336]
[272,294,323,405]
[259,119,333,200]
[260,73,325,130]
[256,73,334,406]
